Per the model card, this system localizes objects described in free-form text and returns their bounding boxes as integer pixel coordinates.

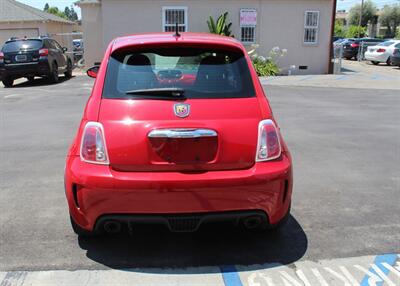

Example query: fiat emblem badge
[174,103,190,118]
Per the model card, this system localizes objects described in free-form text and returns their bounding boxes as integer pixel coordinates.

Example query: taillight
[80,122,109,165]
[0,52,4,63]
[39,48,48,56]
[256,119,282,162]
[394,49,400,55]
[376,48,386,53]
[350,43,359,48]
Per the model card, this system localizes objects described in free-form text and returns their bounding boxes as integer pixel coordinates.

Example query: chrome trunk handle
[148,129,217,138]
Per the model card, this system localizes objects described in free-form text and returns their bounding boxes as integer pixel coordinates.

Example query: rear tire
[2,78,14,88]
[49,62,59,84]
[345,57,352,60]
[386,58,392,66]
[70,216,93,237]
[371,61,379,65]
[64,61,72,79]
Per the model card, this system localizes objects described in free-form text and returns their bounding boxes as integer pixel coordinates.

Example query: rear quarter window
[2,40,43,53]
[103,47,256,99]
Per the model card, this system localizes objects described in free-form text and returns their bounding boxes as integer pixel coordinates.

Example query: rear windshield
[379,41,395,47]
[2,40,43,53]
[103,47,256,99]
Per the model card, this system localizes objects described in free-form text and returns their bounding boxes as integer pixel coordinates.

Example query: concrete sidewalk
[1,254,398,286]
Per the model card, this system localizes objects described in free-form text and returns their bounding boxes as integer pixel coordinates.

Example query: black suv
[342,38,385,60]
[0,38,73,87]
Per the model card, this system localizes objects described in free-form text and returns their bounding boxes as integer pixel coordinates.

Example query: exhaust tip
[103,220,122,234]
[242,215,263,230]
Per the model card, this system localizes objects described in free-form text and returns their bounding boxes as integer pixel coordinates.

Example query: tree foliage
[207,12,233,37]
[379,4,400,38]
[43,4,78,21]
[346,25,367,38]
[334,20,346,37]
[348,0,377,27]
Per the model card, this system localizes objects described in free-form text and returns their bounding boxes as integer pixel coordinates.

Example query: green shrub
[252,58,279,76]
[346,25,367,38]
[334,20,347,38]
[395,29,400,39]
[249,46,287,76]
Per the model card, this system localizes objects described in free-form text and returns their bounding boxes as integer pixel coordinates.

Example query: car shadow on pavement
[9,76,75,88]
[78,215,307,272]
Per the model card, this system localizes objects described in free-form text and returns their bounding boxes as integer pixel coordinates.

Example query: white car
[364,40,400,65]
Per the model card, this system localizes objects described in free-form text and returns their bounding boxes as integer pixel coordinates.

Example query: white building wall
[80,2,103,66]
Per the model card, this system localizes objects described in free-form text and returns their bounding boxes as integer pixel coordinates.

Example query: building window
[241,27,255,43]
[162,7,187,32]
[304,11,319,45]
[240,8,257,44]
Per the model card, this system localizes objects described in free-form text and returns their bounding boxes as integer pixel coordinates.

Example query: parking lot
[262,60,400,90]
[0,75,399,285]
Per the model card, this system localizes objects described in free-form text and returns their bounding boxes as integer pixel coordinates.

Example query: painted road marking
[298,75,315,81]
[0,254,399,286]
[221,266,243,286]
[3,94,22,99]
[360,254,398,286]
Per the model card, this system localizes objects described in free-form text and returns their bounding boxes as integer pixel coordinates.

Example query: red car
[65,32,293,236]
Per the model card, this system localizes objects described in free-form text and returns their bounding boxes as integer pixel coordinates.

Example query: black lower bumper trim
[95,210,270,233]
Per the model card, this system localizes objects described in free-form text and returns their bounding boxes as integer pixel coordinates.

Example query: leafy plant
[207,12,233,37]
[348,0,377,27]
[396,29,400,40]
[334,20,346,38]
[252,59,279,76]
[379,4,400,38]
[249,45,287,76]
[346,25,367,38]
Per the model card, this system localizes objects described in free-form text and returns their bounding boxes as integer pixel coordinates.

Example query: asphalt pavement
[0,75,399,285]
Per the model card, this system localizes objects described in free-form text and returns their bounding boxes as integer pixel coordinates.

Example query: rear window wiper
[125,88,185,98]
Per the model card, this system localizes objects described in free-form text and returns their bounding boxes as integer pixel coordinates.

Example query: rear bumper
[65,154,293,231]
[364,52,388,62]
[343,50,357,58]
[0,62,50,79]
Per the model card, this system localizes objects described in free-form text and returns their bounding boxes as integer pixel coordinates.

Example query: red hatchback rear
[65,32,292,235]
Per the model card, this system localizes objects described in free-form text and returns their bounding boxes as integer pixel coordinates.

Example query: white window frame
[162,6,188,32]
[240,8,257,44]
[303,10,320,45]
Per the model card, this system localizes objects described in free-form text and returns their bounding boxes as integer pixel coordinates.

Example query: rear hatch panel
[99,98,261,172]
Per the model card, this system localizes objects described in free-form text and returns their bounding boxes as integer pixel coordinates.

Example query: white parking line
[3,93,22,99]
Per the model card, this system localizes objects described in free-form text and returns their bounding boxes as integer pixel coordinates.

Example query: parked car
[342,38,385,60]
[0,37,72,87]
[365,40,400,65]
[333,36,343,43]
[65,32,293,236]
[390,46,400,67]
[72,39,84,64]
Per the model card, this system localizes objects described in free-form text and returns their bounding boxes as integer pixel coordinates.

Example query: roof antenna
[174,22,181,37]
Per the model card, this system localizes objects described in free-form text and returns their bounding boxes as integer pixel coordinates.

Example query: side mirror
[62,47,68,52]
[87,65,99,78]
